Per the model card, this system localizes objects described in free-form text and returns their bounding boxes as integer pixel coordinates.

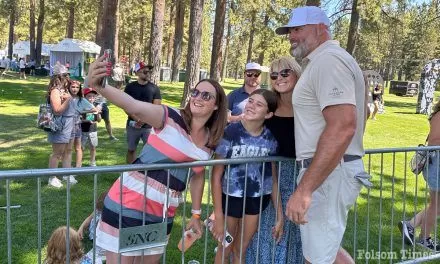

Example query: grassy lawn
[0,76,439,263]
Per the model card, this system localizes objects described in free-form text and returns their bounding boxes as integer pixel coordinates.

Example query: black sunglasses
[190,89,216,101]
[245,72,261,78]
[270,69,293,80]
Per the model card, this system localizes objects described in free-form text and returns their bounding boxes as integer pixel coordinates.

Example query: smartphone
[102,49,112,87]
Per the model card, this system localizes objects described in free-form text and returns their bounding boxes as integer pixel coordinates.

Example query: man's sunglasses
[270,69,293,80]
[245,72,261,78]
[190,89,216,101]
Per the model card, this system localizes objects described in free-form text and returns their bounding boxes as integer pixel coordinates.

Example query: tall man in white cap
[276,6,370,264]
[227,62,261,122]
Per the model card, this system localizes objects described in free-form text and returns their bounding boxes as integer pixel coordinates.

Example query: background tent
[49,38,101,77]
[3,41,54,59]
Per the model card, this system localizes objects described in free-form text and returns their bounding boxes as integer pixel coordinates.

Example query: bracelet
[192,213,201,219]
[191,209,202,215]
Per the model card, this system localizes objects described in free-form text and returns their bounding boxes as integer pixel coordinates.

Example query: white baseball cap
[245,62,261,72]
[275,6,330,35]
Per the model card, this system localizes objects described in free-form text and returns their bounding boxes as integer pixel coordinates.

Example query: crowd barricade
[1,147,440,264]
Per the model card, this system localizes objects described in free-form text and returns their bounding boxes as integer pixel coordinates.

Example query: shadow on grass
[385,100,418,110]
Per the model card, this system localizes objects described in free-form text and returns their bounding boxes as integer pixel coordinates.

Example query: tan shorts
[82,131,98,148]
[297,159,364,264]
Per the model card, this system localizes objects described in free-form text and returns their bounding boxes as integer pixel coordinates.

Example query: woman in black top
[246,56,303,264]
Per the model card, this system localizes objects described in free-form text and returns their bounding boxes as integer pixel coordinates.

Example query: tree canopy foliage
[0,0,439,83]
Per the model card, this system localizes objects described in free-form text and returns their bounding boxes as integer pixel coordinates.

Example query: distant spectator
[227,62,261,123]
[371,84,383,120]
[112,63,125,89]
[29,59,36,76]
[399,99,440,251]
[124,62,161,164]
[19,58,26,80]
[80,88,102,167]
[47,64,75,188]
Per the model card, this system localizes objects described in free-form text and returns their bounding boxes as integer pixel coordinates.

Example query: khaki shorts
[82,131,98,148]
[297,159,364,264]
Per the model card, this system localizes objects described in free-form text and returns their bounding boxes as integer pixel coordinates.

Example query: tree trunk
[150,0,165,84]
[181,0,205,107]
[66,2,75,38]
[166,3,175,67]
[97,0,119,61]
[95,0,104,43]
[171,0,185,82]
[221,21,231,81]
[209,0,227,81]
[306,0,320,6]
[257,14,269,65]
[346,0,359,55]
[30,0,36,61]
[246,12,256,63]
[138,16,145,60]
[7,2,16,60]
[35,0,44,66]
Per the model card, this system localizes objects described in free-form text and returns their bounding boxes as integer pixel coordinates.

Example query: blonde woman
[246,56,303,264]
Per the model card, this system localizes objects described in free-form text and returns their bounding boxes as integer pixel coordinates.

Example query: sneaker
[48,177,63,188]
[62,175,78,185]
[109,136,119,141]
[417,237,440,251]
[398,220,415,246]
[90,161,97,167]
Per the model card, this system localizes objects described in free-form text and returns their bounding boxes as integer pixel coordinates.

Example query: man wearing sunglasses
[227,62,261,122]
[124,61,162,163]
[276,6,369,264]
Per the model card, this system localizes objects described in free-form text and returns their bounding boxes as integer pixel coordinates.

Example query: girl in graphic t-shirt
[211,89,283,264]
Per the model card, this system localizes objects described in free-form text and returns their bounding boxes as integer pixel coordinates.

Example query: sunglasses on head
[245,72,261,78]
[190,89,216,101]
[270,69,293,80]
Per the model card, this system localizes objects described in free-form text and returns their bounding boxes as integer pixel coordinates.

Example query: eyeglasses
[142,69,151,74]
[270,69,293,80]
[190,89,216,101]
[245,72,261,78]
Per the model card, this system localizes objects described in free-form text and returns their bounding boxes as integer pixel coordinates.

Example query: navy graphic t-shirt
[215,122,278,197]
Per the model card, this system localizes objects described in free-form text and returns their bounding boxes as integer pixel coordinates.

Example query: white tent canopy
[3,41,55,57]
[50,38,101,77]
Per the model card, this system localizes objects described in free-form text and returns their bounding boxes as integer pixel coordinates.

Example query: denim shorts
[423,151,440,191]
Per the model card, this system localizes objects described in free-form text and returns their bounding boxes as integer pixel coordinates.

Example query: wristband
[192,213,201,219]
[191,209,202,215]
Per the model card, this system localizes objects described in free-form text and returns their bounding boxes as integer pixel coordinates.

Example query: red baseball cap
[83,87,98,96]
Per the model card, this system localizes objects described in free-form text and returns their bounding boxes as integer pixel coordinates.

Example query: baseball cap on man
[83,87,98,96]
[245,62,261,72]
[134,62,153,73]
[275,6,330,35]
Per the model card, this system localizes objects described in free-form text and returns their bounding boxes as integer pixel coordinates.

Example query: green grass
[0,77,439,263]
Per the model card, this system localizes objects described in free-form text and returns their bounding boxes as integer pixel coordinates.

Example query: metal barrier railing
[1,147,440,264]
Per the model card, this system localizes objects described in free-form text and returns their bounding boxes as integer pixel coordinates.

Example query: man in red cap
[123,61,162,163]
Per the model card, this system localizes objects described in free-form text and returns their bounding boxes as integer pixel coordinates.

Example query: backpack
[410,139,429,175]
[37,97,63,132]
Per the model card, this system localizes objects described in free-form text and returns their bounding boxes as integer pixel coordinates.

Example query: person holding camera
[124,62,162,164]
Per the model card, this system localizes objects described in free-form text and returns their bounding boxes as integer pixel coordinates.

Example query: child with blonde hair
[45,226,92,264]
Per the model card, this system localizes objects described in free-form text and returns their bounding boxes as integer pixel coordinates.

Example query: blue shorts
[423,151,440,191]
